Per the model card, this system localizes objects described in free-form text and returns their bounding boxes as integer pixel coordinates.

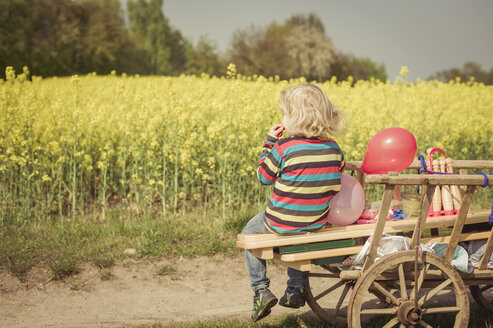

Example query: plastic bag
[340,233,433,270]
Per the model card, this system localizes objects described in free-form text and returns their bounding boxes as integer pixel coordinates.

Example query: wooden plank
[273,253,313,271]
[346,160,493,170]
[278,239,355,254]
[478,228,493,270]
[279,245,364,261]
[393,185,402,210]
[270,230,489,263]
[363,184,395,270]
[314,256,349,265]
[444,185,476,263]
[410,185,436,248]
[425,269,493,279]
[366,174,493,186]
[252,248,273,259]
[357,169,366,199]
[422,231,491,244]
[236,211,491,249]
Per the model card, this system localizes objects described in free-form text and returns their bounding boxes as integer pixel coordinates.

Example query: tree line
[1,0,491,84]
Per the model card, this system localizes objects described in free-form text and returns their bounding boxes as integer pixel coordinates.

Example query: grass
[155,264,177,277]
[136,303,493,328]
[99,270,114,281]
[0,203,258,281]
[0,188,491,281]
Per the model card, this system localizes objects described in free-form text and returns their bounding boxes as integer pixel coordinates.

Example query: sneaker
[251,288,278,322]
[279,286,306,308]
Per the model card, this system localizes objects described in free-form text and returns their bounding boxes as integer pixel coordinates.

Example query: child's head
[279,84,345,138]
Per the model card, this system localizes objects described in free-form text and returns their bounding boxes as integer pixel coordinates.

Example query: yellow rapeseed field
[1,66,492,220]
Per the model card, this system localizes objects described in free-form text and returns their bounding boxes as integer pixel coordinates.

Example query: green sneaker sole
[251,297,278,322]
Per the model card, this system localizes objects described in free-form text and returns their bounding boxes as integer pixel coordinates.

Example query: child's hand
[268,125,284,138]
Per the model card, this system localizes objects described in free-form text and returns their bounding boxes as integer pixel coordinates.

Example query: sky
[123,0,493,81]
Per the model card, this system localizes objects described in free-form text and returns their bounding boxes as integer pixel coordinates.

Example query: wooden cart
[237,160,493,327]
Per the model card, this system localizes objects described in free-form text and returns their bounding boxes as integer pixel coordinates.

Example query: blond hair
[279,84,345,138]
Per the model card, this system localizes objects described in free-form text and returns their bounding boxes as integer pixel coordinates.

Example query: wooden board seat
[236,210,492,272]
[237,210,490,251]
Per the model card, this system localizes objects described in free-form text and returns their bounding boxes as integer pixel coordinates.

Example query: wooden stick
[478,228,493,270]
[431,159,442,216]
[393,185,402,210]
[445,158,462,210]
[363,184,394,271]
[444,185,476,263]
[439,159,454,216]
[410,185,436,248]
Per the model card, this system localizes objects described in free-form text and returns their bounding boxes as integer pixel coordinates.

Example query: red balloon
[362,127,417,174]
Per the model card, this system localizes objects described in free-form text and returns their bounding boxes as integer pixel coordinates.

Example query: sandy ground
[0,254,318,328]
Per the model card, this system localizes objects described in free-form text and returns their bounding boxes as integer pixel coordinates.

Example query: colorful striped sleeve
[257,135,283,185]
[340,148,346,173]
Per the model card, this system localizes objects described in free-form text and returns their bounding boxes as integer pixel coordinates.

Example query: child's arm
[340,149,346,173]
[257,125,284,185]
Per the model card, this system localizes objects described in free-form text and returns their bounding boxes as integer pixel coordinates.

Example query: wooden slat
[345,160,493,170]
[410,185,436,248]
[236,211,491,249]
[363,184,395,270]
[366,174,493,186]
[270,230,489,263]
[252,248,273,259]
[278,245,364,261]
[444,185,476,263]
[273,253,313,271]
[478,228,493,270]
[422,231,491,244]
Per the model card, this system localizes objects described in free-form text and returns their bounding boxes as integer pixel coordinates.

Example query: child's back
[258,136,345,234]
[242,83,346,322]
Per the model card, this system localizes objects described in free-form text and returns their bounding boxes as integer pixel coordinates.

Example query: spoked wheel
[305,264,389,325]
[470,285,493,312]
[348,250,469,328]
[305,265,352,326]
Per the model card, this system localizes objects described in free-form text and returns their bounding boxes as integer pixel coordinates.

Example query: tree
[287,13,325,34]
[285,24,334,81]
[428,61,493,85]
[228,13,334,81]
[127,0,187,75]
[127,0,172,74]
[228,19,282,79]
[0,0,144,77]
[184,36,223,76]
[330,51,387,82]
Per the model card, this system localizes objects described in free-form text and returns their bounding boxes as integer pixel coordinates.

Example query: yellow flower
[399,66,409,77]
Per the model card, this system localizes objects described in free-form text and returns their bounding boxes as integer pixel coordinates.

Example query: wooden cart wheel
[470,285,493,312]
[305,265,389,325]
[348,250,469,328]
[305,266,351,326]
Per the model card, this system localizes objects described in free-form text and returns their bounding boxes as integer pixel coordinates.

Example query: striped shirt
[257,135,345,234]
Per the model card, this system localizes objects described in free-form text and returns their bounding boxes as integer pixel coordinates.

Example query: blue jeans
[241,211,307,292]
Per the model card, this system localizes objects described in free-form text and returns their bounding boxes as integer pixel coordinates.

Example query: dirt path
[0,255,319,328]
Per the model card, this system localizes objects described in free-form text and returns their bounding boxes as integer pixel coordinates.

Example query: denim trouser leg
[242,211,308,291]
[241,211,271,292]
[241,211,271,291]
[287,267,307,288]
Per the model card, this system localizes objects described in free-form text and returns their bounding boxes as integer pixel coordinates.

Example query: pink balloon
[362,127,417,174]
[326,173,365,226]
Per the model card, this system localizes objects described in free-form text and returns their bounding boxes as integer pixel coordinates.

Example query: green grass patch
[155,264,176,277]
[99,270,114,281]
[0,204,245,280]
[138,303,493,328]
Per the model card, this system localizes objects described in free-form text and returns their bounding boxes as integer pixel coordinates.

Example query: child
[241,83,346,321]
